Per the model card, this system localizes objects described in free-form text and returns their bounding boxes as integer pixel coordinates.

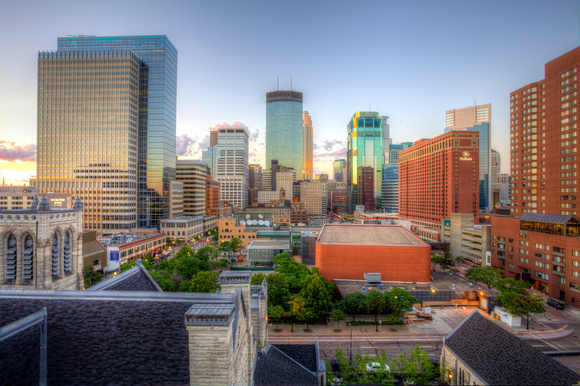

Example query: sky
[1,0,579,185]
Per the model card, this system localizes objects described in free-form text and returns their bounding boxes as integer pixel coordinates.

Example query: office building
[203,126,249,209]
[300,181,327,215]
[266,90,304,180]
[176,159,207,217]
[399,131,480,241]
[382,142,413,212]
[441,213,491,266]
[35,35,177,235]
[168,180,183,219]
[303,111,314,181]
[509,47,579,216]
[248,164,262,204]
[205,175,220,215]
[57,35,177,229]
[346,112,389,212]
[445,104,491,211]
[333,159,347,183]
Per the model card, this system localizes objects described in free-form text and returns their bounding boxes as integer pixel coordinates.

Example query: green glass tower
[346,112,389,213]
[266,90,303,180]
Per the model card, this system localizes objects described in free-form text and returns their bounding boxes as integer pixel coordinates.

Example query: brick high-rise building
[357,166,374,212]
[509,47,579,217]
[399,131,479,241]
[205,175,220,216]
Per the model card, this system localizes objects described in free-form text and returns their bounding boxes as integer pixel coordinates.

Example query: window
[534,243,549,250]
[520,257,529,263]
[535,271,549,280]
[535,261,549,269]
[508,263,514,269]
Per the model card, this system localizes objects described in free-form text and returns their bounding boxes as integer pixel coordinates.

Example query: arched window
[6,235,17,282]
[51,233,60,279]
[23,235,34,281]
[64,231,72,275]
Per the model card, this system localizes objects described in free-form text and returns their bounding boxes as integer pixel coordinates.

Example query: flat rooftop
[247,240,289,249]
[317,224,429,247]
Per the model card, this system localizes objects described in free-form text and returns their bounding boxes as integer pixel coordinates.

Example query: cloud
[0,140,36,162]
[176,133,210,158]
[313,139,346,163]
[210,121,249,131]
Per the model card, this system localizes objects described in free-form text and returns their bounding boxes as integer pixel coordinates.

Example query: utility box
[365,273,381,284]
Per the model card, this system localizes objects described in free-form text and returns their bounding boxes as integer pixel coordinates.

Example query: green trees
[344,292,367,322]
[391,345,437,385]
[82,266,103,288]
[431,253,455,271]
[385,288,417,319]
[268,305,288,331]
[189,271,220,293]
[288,297,305,332]
[250,272,266,285]
[331,309,346,330]
[495,278,545,329]
[466,266,504,288]
[366,291,387,331]
[266,272,292,309]
[299,273,333,319]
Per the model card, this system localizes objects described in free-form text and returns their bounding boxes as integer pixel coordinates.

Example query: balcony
[552,250,565,257]
[552,270,565,277]
[552,260,565,267]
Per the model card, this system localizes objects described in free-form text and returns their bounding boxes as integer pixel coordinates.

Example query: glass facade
[36,50,140,234]
[266,90,303,179]
[333,159,346,183]
[346,112,388,213]
[58,36,178,228]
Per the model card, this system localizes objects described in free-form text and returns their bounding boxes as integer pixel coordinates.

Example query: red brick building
[509,47,579,217]
[398,131,479,240]
[357,166,375,212]
[205,175,220,216]
[316,224,431,283]
[490,214,580,307]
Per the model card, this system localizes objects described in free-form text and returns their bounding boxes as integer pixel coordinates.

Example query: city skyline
[1,0,580,185]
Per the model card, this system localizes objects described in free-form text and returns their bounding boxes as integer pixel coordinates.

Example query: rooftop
[247,240,290,249]
[99,232,165,248]
[445,310,579,385]
[317,224,429,247]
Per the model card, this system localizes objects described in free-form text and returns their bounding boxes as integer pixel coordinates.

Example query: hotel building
[399,131,479,241]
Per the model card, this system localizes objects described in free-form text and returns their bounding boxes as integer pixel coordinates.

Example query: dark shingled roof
[520,213,576,224]
[0,290,236,385]
[87,260,162,292]
[444,310,579,386]
[0,321,41,385]
[273,344,318,372]
[253,345,318,386]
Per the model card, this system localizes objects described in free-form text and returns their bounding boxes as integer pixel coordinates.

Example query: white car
[366,362,390,372]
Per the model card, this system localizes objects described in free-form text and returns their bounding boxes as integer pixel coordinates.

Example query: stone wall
[440,346,485,385]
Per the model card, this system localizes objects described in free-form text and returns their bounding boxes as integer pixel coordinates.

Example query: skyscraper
[266,90,304,180]
[248,164,263,204]
[36,47,140,235]
[176,159,208,217]
[509,47,579,216]
[381,142,413,212]
[333,159,346,183]
[445,104,491,211]
[52,35,178,229]
[303,111,314,181]
[202,125,249,209]
[346,112,389,213]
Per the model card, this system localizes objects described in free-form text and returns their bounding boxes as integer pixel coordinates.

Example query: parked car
[546,299,564,310]
[366,362,390,372]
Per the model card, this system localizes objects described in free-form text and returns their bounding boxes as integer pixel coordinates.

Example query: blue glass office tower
[266,90,303,180]
[382,142,413,212]
[58,36,177,228]
[347,112,389,213]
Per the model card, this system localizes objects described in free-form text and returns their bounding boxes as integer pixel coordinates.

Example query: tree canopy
[466,266,504,288]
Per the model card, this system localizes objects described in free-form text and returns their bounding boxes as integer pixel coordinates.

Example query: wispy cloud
[313,139,346,163]
[176,133,210,158]
[0,140,36,162]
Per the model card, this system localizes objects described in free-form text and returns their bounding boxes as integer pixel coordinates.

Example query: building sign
[110,251,119,261]
[485,251,491,266]
[443,219,450,227]
[570,282,580,292]
[460,151,472,161]
[50,198,66,208]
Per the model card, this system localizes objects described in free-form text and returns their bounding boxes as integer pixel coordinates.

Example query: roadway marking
[420,345,432,348]
[531,344,544,347]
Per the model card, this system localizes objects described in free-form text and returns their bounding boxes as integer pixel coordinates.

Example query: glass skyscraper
[57,35,178,228]
[445,104,491,211]
[346,112,389,213]
[266,90,303,180]
[382,142,413,212]
[333,159,346,183]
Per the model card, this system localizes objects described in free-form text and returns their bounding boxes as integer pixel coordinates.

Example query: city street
[268,305,580,362]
